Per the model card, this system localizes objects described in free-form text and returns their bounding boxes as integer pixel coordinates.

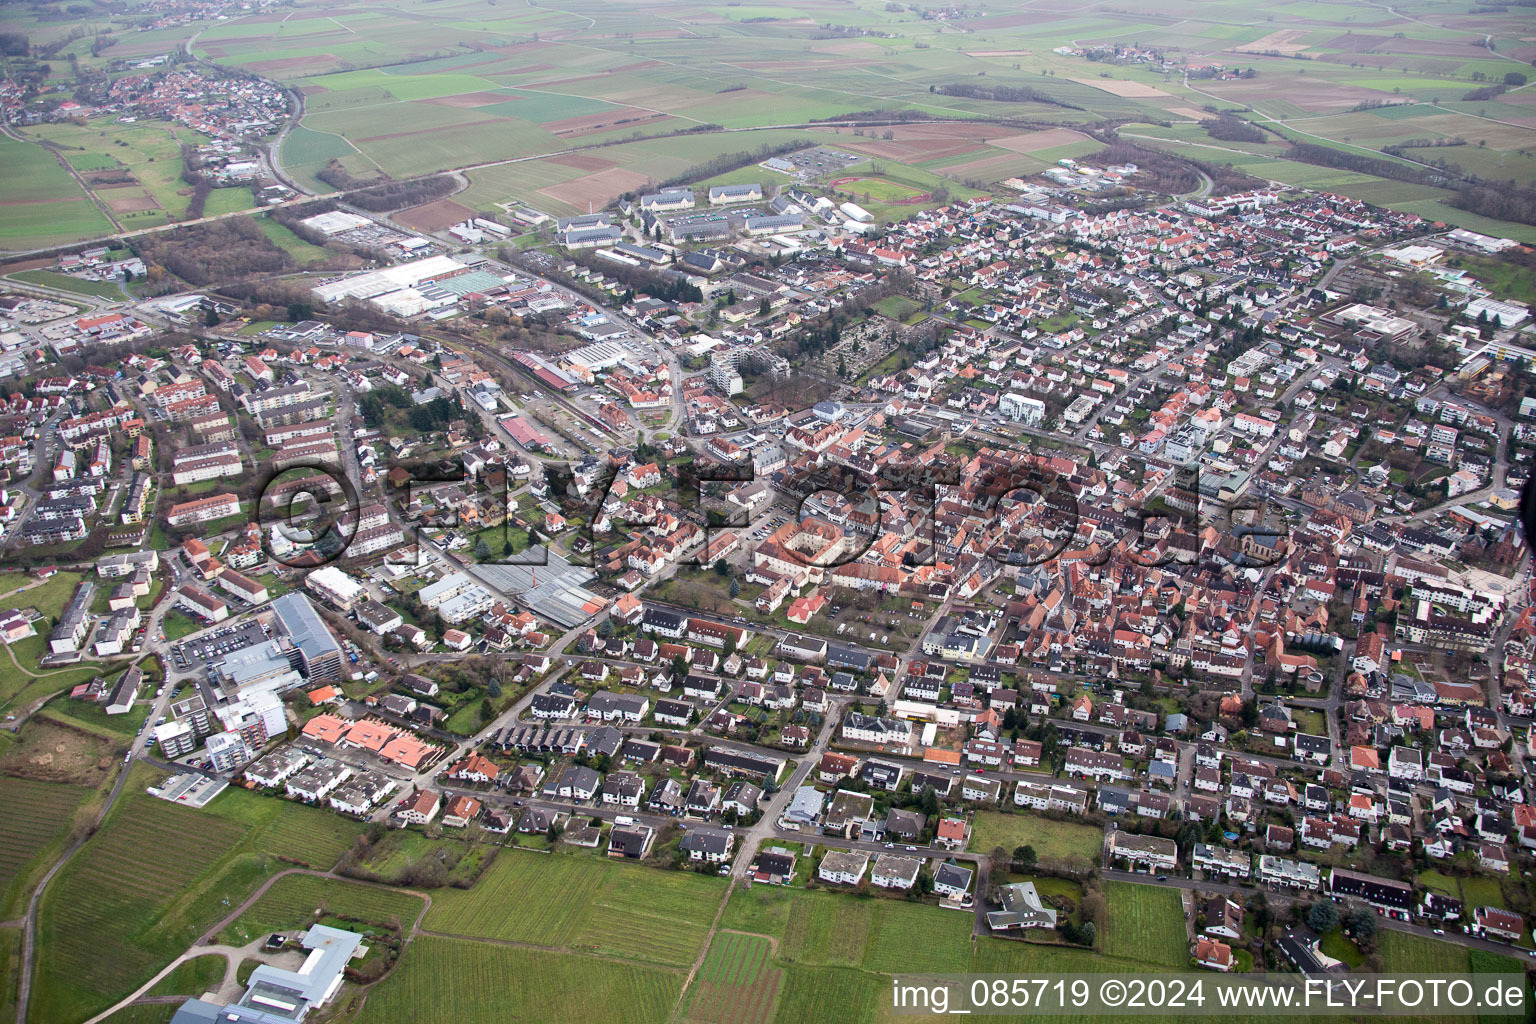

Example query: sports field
[831,177,929,203]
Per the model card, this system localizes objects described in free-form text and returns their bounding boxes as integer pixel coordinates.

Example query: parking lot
[174,618,271,668]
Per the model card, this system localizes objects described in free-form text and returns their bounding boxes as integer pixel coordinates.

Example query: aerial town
[2,0,1536,1022]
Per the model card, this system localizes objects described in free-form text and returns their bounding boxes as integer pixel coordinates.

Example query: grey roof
[270,593,341,669]
[935,861,972,892]
[475,550,600,629]
[783,785,822,825]
[588,725,624,758]
[240,924,361,1018]
[680,826,733,856]
[171,1000,302,1024]
[743,214,803,231]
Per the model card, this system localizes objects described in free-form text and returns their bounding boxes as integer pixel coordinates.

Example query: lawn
[965,811,1103,866]
[423,848,725,968]
[43,685,153,737]
[161,610,205,642]
[1379,929,1473,974]
[217,873,427,945]
[1444,253,1536,306]
[257,217,332,265]
[872,295,920,321]
[0,572,87,620]
[1318,927,1366,968]
[7,269,124,299]
[1101,881,1188,968]
[143,954,225,998]
[443,699,489,736]
[352,936,685,1024]
[96,1005,177,1024]
[30,776,361,1023]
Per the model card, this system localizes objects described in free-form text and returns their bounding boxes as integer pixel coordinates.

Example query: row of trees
[346,173,459,213]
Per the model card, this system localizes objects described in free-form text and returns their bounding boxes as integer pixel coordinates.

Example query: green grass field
[424,849,725,967]
[42,695,151,740]
[964,812,1103,866]
[0,136,114,249]
[143,954,225,999]
[97,1005,177,1024]
[0,572,86,621]
[343,829,495,888]
[256,217,331,265]
[353,936,685,1024]
[1380,929,1478,974]
[1101,881,1188,968]
[4,0,1536,246]
[6,269,124,299]
[217,873,427,945]
[711,879,1176,1024]
[30,776,361,1023]
[833,177,928,202]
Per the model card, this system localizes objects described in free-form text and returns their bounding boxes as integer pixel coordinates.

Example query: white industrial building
[310,255,473,315]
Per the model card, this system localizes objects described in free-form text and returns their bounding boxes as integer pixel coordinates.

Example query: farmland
[0,136,115,250]
[0,779,87,918]
[0,0,1531,249]
[205,0,1525,213]
[1100,881,1189,968]
[1379,929,1526,975]
[685,931,780,1024]
[30,776,362,1023]
[964,812,1103,866]
[351,936,685,1024]
[0,923,17,1022]
[422,848,726,967]
[707,880,1171,1024]
[217,873,427,945]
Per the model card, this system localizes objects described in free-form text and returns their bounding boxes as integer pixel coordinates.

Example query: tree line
[346,173,460,213]
[1200,116,1267,144]
[932,82,1085,111]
